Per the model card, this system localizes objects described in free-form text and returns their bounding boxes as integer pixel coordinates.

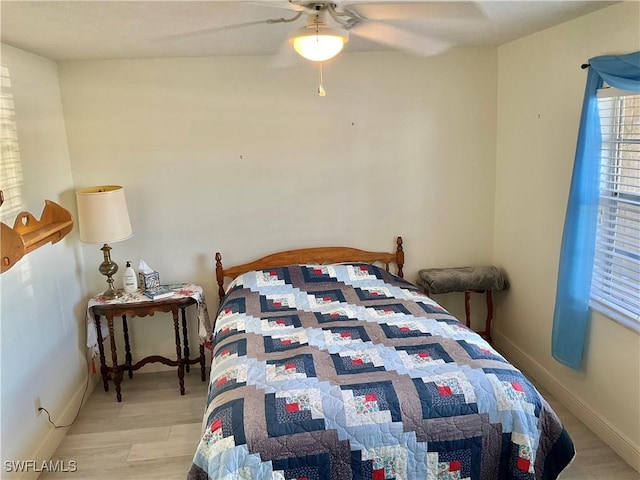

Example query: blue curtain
[552,52,640,370]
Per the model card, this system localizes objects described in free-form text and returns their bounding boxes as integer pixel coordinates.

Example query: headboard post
[396,236,404,278]
[215,252,225,302]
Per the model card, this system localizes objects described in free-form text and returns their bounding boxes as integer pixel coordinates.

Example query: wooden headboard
[215,237,404,301]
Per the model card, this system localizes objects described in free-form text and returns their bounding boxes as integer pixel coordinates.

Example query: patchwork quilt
[188,263,574,480]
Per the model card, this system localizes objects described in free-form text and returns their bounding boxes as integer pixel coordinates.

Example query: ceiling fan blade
[243,0,306,12]
[343,1,485,21]
[350,21,453,57]
[157,19,275,42]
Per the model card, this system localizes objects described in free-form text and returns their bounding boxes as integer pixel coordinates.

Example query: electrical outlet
[33,396,42,417]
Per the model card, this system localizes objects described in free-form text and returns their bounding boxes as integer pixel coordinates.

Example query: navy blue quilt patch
[264,332,309,352]
[354,287,393,301]
[266,353,317,380]
[427,437,483,480]
[258,267,292,285]
[340,381,402,424]
[499,433,537,480]
[331,350,386,375]
[412,375,478,419]
[214,323,244,344]
[208,366,247,402]
[218,297,246,316]
[271,452,331,480]
[380,322,432,339]
[416,302,449,315]
[349,263,386,280]
[395,343,454,364]
[262,314,302,329]
[260,294,297,312]
[265,388,326,437]
[368,303,411,317]
[458,340,507,363]
[322,325,371,344]
[314,310,357,323]
[213,338,246,362]
[301,265,339,283]
[484,368,542,417]
[308,289,347,306]
[204,399,246,449]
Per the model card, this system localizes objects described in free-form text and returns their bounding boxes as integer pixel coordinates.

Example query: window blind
[590,90,640,330]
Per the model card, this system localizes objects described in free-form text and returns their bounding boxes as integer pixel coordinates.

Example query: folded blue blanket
[417,266,508,294]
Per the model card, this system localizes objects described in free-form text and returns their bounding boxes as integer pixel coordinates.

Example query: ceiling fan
[253,1,455,63]
[164,1,481,94]
[166,1,480,60]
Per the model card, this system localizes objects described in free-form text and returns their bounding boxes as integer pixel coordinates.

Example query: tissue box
[138,271,160,290]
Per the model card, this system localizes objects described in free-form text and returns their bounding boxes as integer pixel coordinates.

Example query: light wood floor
[39,369,638,480]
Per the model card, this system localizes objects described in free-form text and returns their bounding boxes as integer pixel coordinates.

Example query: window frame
[589,87,640,333]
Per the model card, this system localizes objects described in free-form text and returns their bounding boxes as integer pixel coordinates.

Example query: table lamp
[76,185,133,298]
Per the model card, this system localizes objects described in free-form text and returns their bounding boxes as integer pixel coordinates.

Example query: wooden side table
[90,292,206,402]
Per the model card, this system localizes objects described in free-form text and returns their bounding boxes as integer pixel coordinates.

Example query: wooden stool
[416,266,507,344]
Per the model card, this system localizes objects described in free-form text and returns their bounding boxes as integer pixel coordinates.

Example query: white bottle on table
[123,261,138,293]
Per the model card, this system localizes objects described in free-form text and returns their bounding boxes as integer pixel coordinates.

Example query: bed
[188,237,574,480]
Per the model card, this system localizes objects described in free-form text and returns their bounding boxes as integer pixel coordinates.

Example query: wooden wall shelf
[1,200,74,273]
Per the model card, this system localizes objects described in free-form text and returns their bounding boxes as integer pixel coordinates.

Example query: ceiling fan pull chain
[318,62,326,97]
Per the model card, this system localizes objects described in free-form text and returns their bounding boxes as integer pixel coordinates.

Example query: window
[590,89,640,331]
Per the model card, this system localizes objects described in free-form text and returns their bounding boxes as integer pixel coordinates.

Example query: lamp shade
[75,185,133,244]
[289,23,348,62]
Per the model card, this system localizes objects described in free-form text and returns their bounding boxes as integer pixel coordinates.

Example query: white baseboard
[19,374,98,480]
[493,329,640,472]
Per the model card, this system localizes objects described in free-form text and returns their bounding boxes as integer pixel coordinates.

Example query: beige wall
[56,48,498,362]
[493,1,640,469]
[0,44,90,477]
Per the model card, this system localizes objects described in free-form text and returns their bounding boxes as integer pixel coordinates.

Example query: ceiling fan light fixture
[289,23,349,62]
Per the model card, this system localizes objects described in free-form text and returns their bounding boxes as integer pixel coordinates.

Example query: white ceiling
[1,1,618,62]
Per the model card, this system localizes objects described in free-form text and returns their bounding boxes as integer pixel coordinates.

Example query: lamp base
[99,244,122,298]
[102,280,122,299]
